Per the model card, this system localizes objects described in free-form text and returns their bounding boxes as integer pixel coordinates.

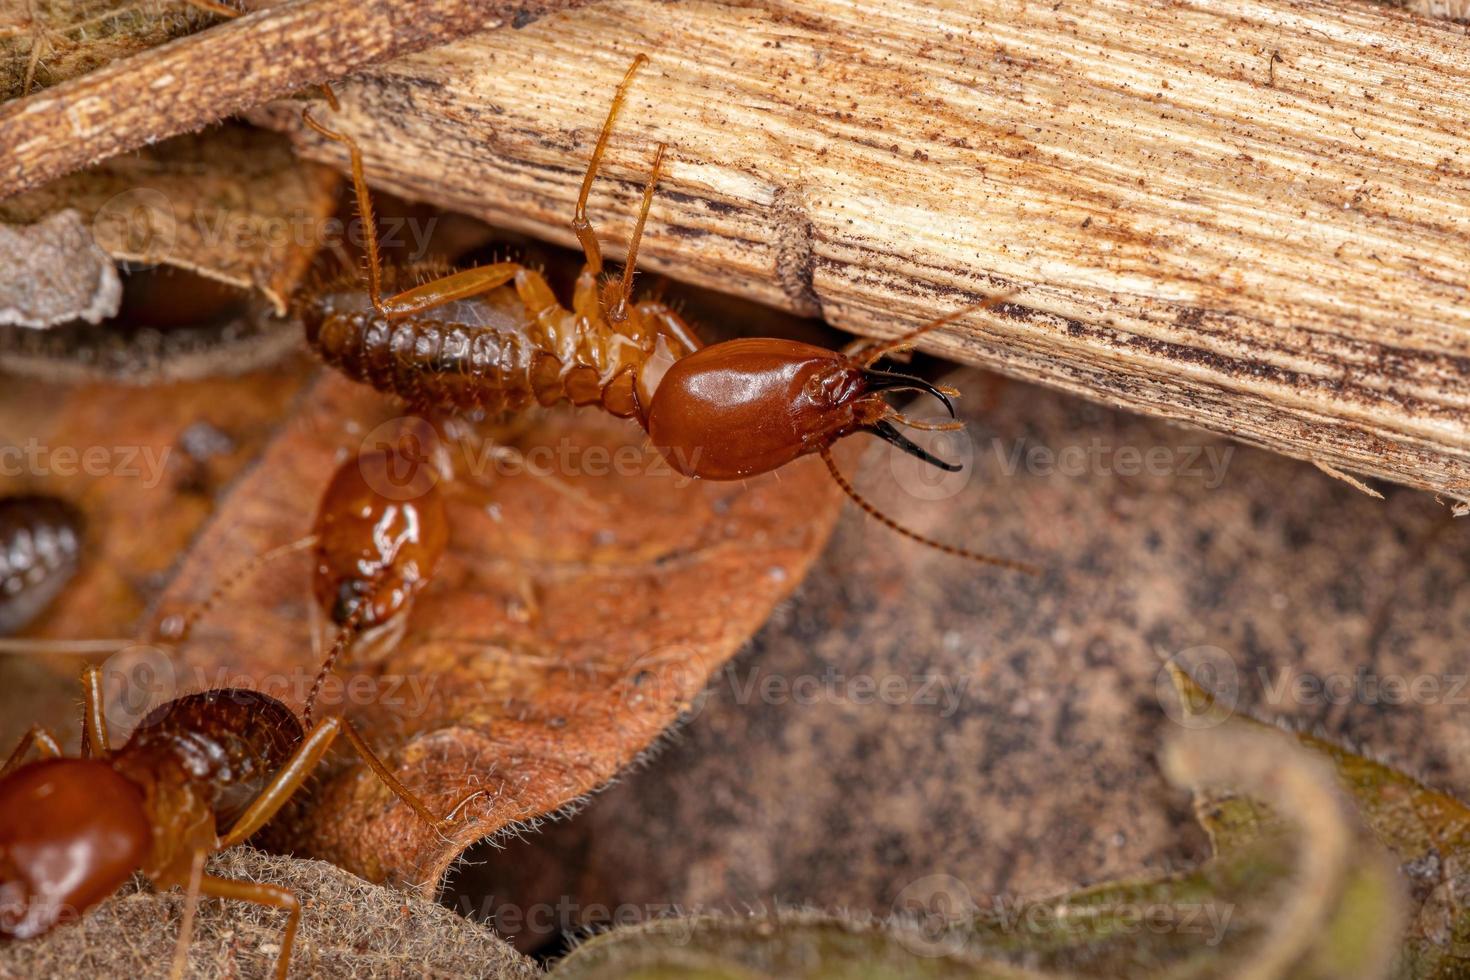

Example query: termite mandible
[296,55,1036,574]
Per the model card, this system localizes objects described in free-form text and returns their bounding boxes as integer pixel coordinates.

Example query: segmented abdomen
[0,495,83,635]
[304,308,642,419]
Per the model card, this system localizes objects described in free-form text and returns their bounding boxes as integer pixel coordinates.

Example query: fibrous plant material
[259,0,1470,500]
[0,847,540,979]
[0,0,600,197]
[0,125,337,315]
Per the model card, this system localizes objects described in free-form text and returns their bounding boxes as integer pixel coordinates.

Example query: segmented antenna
[819,447,1038,574]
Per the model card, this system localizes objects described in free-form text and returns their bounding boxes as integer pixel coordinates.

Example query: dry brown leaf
[117,371,843,891]
[0,125,338,315]
[0,359,315,643]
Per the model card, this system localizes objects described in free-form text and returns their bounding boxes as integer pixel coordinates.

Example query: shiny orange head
[642,338,960,480]
[0,759,150,939]
[312,448,449,628]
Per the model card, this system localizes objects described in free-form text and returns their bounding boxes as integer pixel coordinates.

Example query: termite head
[642,338,959,480]
[0,759,150,939]
[312,447,449,629]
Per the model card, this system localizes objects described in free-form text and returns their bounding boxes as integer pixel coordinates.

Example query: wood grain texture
[0,0,594,197]
[256,0,1470,499]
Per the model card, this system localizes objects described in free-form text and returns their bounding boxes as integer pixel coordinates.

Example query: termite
[0,666,472,980]
[0,495,84,636]
[0,443,446,730]
[296,56,1036,573]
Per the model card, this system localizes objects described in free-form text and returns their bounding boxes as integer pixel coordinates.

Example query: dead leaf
[0,358,315,645]
[1168,665,1470,977]
[0,209,120,327]
[548,727,1405,980]
[0,124,338,315]
[116,371,844,890]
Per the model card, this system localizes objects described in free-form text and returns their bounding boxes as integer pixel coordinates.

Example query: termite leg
[193,874,301,980]
[378,262,567,321]
[169,850,208,980]
[1,725,62,777]
[572,54,649,277]
[437,415,609,516]
[80,663,109,758]
[302,111,386,313]
[218,716,453,850]
[608,143,667,323]
[304,109,561,321]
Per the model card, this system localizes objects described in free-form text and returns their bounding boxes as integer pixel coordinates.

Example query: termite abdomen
[0,495,84,635]
[120,688,305,825]
[300,265,646,419]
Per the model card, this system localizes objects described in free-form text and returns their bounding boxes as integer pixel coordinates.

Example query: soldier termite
[296,55,1036,574]
[0,495,83,636]
[0,666,474,980]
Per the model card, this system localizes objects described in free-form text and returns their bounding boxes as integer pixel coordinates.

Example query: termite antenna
[818,446,1039,574]
[0,534,319,657]
[156,535,319,643]
[302,600,368,728]
[611,142,667,322]
[573,53,650,277]
[856,291,1016,368]
[302,109,385,315]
